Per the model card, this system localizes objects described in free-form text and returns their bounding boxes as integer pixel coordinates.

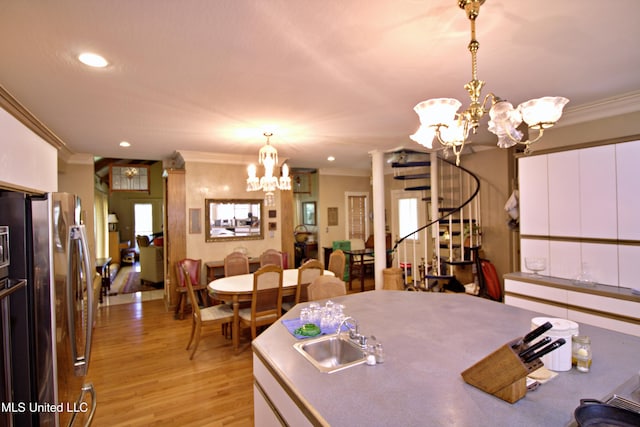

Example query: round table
[208,269,334,351]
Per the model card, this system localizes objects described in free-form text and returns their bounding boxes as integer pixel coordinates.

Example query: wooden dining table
[208,268,334,352]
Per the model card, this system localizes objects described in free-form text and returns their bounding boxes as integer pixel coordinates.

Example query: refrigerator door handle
[69,382,97,427]
[67,225,95,376]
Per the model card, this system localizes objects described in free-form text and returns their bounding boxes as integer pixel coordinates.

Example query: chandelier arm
[480,92,499,112]
[523,127,545,145]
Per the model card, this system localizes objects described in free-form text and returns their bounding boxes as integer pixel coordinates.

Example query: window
[134,203,153,237]
[346,193,369,240]
[398,197,419,240]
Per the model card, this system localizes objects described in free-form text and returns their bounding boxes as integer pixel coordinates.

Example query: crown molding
[0,85,69,153]
[557,90,640,128]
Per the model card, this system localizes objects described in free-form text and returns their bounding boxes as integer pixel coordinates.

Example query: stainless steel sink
[293,334,367,373]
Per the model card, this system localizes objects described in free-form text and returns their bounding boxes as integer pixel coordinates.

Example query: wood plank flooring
[90,299,254,426]
[89,276,375,426]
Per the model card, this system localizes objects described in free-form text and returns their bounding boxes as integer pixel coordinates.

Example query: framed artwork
[268,222,277,231]
[302,201,316,225]
[189,208,201,234]
[268,209,277,218]
[327,207,338,226]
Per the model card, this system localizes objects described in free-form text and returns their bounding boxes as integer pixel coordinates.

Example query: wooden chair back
[308,275,347,301]
[241,264,283,339]
[328,249,346,280]
[182,265,202,322]
[224,251,250,277]
[176,258,201,288]
[259,249,283,268]
[296,259,324,304]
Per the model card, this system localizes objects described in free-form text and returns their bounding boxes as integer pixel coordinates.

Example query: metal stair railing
[391,155,480,291]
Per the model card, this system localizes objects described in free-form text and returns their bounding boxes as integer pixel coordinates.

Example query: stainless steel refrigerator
[0,191,97,426]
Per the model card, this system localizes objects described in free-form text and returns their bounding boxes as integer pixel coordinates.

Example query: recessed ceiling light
[119,141,131,147]
[327,156,335,162]
[78,52,108,68]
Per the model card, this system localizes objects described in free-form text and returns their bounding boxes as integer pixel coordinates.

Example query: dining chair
[238,264,284,345]
[282,259,324,312]
[174,258,207,320]
[182,265,234,360]
[328,249,346,281]
[259,249,283,268]
[307,275,347,301]
[224,251,250,277]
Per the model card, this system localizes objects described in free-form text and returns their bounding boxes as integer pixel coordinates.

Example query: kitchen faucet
[336,316,368,349]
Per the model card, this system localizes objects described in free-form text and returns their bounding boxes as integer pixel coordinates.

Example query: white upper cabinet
[579,145,617,239]
[0,108,57,193]
[616,140,640,240]
[548,150,580,237]
[519,155,549,236]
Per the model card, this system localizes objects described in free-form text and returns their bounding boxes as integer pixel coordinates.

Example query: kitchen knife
[523,338,566,363]
[523,321,553,344]
[512,321,553,349]
[518,336,552,359]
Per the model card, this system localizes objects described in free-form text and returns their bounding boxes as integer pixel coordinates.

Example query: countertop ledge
[504,272,640,303]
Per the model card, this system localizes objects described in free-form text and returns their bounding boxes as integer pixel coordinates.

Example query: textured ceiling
[1,0,639,170]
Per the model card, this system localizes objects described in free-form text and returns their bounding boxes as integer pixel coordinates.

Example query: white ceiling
[1,0,639,170]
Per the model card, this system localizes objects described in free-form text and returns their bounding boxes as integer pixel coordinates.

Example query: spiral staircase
[389,149,485,296]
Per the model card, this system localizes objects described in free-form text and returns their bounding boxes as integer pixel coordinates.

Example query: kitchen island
[252,291,640,426]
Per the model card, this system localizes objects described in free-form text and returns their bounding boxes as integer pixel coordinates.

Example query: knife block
[461,338,544,403]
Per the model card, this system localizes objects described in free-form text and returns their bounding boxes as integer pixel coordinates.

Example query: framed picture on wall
[302,201,316,225]
[189,208,201,234]
[327,207,338,226]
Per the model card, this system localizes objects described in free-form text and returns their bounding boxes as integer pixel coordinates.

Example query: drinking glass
[524,257,546,275]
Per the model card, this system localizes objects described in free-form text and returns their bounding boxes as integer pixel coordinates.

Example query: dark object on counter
[523,338,566,363]
[512,320,553,349]
[574,398,640,427]
[518,336,552,359]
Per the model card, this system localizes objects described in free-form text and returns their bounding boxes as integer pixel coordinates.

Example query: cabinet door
[548,151,580,237]
[616,140,640,240]
[618,244,640,289]
[519,155,549,236]
[580,145,617,239]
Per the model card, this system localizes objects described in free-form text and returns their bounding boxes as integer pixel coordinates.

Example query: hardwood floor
[90,299,254,426]
[89,276,375,426]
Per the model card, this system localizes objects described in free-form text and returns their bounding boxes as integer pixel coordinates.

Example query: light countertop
[253,291,640,427]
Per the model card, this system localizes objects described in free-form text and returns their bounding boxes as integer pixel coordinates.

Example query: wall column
[370,150,386,289]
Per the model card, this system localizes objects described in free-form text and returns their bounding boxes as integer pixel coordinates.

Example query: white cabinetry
[504,277,640,337]
[519,155,549,236]
[579,145,617,239]
[0,108,57,193]
[518,140,640,289]
[253,354,313,427]
[616,140,640,240]
[548,150,580,237]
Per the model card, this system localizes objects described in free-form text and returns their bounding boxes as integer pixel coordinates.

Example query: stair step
[391,161,430,168]
[393,173,430,180]
[404,185,431,191]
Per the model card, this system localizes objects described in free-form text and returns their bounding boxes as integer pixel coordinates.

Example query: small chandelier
[124,167,138,179]
[246,132,291,206]
[410,0,569,165]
